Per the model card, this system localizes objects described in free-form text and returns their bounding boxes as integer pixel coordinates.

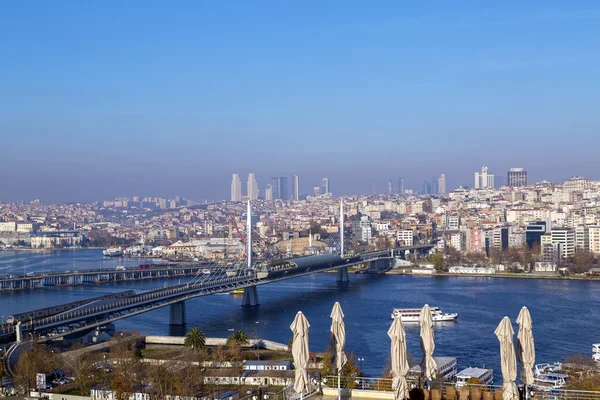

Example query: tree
[146,364,179,400]
[108,339,145,400]
[63,351,104,396]
[13,345,61,393]
[184,327,206,351]
[429,253,445,271]
[227,330,250,347]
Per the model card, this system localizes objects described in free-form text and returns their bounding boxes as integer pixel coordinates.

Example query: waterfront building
[292,175,299,201]
[551,228,575,260]
[589,226,600,254]
[247,173,259,201]
[526,221,547,248]
[30,231,84,248]
[474,166,495,189]
[491,227,509,250]
[575,225,590,252]
[231,174,242,202]
[271,177,289,200]
[508,168,527,187]
[451,232,466,252]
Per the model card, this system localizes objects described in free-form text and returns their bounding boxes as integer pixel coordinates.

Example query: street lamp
[357,357,365,373]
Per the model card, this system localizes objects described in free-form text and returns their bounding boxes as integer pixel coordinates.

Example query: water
[1,250,599,377]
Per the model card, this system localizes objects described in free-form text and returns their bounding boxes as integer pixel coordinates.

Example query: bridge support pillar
[169,301,186,326]
[242,286,259,307]
[15,321,22,343]
[337,267,349,282]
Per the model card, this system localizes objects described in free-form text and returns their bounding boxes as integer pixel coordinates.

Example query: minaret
[340,198,344,256]
[309,229,312,247]
[247,200,252,268]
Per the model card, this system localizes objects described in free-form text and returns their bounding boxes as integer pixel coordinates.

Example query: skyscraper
[398,178,404,195]
[387,179,393,195]
[247,173,258,201]
[265,184,273,201]
[231,174,242,202]
[271,177,289,200]
[292,175,300,201]
[508,168,527,187]
[438,174,447,194]
[474,166,495,189]
[321,178,329,195]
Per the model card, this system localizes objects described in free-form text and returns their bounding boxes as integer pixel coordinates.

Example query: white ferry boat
[593,344,600,362]
[533,363,567,391]
[409,357,458,381]
[103,247,124,257]
[455,367,494,387]
[391,307,458,322]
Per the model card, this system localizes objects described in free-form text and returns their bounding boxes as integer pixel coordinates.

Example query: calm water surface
[1,250,598,377]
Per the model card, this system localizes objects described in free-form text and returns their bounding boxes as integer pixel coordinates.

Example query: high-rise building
[474,166,495,189]
[369,179,377,195]
[551,228,575,260]
[589,226,600,254]
[265,184,273,201]
[321,178,329,195]
[247,173,259,201]
[438,174,447,194]
[313,186,320,197]
[508,168,527,187]
[398,178,404,195]
[292,175,300,201]
[387,180,393,195]
[271,177,289,200]
[231,174,242,201]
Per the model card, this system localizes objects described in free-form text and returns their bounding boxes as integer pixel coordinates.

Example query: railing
[323,377,600,400]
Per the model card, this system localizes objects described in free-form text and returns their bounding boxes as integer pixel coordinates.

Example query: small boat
[593,344,600,362]
[103,247,124,257]
[456,367,494,387]
[391,307,458,322]
[533,363,567,391]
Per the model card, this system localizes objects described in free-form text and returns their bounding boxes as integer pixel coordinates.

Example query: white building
[352,216,372,243]
[448,266,496,274]
[474,166,495,189]
[231,173,242,202]
[292,175,299,201]
[589,226,600,254]
[438,174,447,194]
[575,225,589,252]
[265,184,273,201]
[551,228,575,260]
[247,173,259,201]
[396,230,414,246]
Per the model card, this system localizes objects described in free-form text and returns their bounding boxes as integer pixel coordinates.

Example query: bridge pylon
[336,267,349,283]
[169,301,186,325]
[242,286,259,307]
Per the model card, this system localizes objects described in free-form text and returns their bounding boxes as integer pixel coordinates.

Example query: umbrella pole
[338,371,341,400]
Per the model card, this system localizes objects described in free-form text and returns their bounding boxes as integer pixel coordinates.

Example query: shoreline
[384,268,597,281]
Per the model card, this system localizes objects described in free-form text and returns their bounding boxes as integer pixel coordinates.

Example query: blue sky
[1,1,600,202]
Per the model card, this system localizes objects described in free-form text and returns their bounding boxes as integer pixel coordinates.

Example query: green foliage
[428,253,445,271]
[184,327,206,351]
[227,330,250,347]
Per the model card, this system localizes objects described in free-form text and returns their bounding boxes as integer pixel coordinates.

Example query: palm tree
[184,327,206,351]
[227,330,250,347]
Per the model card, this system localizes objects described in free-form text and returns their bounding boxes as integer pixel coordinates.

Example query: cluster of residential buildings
[2,170,600,275]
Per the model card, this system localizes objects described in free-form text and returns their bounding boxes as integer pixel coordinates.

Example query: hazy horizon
[2,1,600,203]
